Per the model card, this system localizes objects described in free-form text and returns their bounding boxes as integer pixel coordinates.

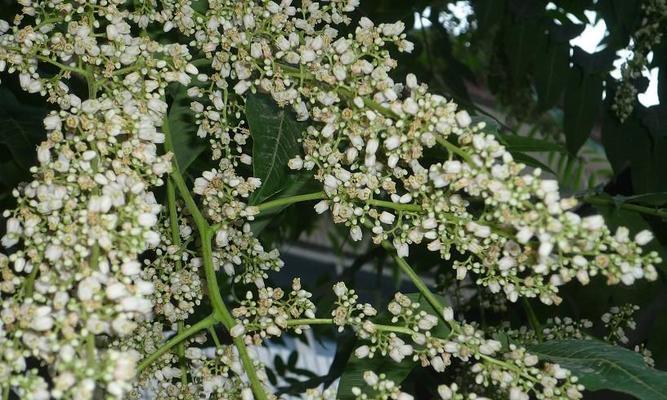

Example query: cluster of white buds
[231,278,317,343]
[304,387,338,400]
[213,223,284,288]
[635,344,655,367]
[343,290,583,399]
[142,215,203,324]
[602,304,640,344]
[0,0,662,398]
[351,371,414,400]
[494,316,593,345]
[354,293,439,364]
[467,343,583,400]
[437,383,489,400]
[332,282,378,331]
[612,0,667,121]
[128,333,259,400]
[176,0,661,306]
[0,0,199,396]
[194,167,261,223]
[541,317,593,341]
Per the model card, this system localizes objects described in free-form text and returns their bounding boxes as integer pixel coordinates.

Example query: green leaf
[249,171,318,236]
[167,85,206,172]
[503,20,542,81]
[621,192,667,207]
[499,134,566,153]
[246,93,306,204]
[0,88,48,177]
[535,42,569,110]
[563,66,603,155]
[336,293,449,399]
[528,339,667,400]
[512,153,557,176]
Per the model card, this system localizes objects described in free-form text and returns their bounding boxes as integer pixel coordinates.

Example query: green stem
[286,318,415,336]
[208,326,222,347]
[522,298,544,343]
[23,264,39,297]
[163,116,268,400]
[86,334,96,364]
[167,180,188,384]
[367,198,422,213]
[387,246,456,330]
[138,314,216,372]
[436,137,473,164]
[374,323,415,336]
[255,191,326,213]
[583,196,667,219]
[286,318,334,326]
[479,354,540,384]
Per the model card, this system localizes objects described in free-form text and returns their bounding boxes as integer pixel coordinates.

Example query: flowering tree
[0,1,666,399]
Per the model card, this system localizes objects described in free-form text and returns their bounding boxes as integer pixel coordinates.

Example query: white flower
[582,215,605,230]
[333,282,348,297]
[385,135,401,150]
[395,241,409,257]
[634,230,654,245]
[314,200,329,214]
[350,226,363,242]
[355,345,370,358]
[121,260,141,276]
[31,307,54,331]
[406,73,418,89]
[137,212,157,227]
[509,387,528,400]
[106,283,128,300]
[234,80,251,95]
[437,385,453,400]
[402,98,419,115]
[442,307,454,321]
[78,276,101,301]
[443,160,462,174]
[43,114,61,130]
[381,21,405,36]
[538,241,553,259]
[431,355,446,372]
[241,388,254,400]
[230,324,245,338]
[379,211,395,225]
[455,110,472,127]
[498,256,516,271]
[44,244,63,261]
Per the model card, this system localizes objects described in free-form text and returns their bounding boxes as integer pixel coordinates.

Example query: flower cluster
[178,0,660,306]
[213,223,283,287]
[337,287,583,399]
[0,0,198,397]
[332,282,378,331]
[142,215,204,324]
[602,304,640,344]
[612,0,667,121]
[437,383,489,400]
[352,371,414,400]
[0,0,663,399]
[231,278,317,342]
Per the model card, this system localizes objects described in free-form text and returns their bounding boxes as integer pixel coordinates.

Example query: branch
[138,314,216,372]
[162,116,269,400]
